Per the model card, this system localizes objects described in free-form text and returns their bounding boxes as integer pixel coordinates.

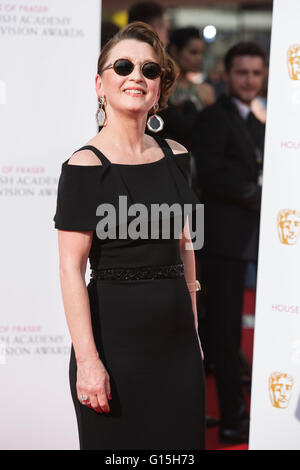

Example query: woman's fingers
[97,388,110,414]
[78,392,92,408]
[200,345,204,360]
[78,389,110,414]
[197,334,204,360]
[90,394,104,413]
[76,359,111,414]
[105,377,112,401]
[78,392,103,413]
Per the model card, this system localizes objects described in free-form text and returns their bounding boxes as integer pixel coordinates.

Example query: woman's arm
[179,217,198,331]
[166,139,202,337]
[58,230,98,362]
[57,229,111,413]
[179,216,204,360]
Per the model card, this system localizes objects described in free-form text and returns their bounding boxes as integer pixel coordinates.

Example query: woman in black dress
[53,21,205,450]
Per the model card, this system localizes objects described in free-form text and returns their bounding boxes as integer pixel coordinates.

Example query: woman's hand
[76,356,112,414]
[196,333,205,361]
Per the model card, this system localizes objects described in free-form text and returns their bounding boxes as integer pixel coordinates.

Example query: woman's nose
[129,64,144,81]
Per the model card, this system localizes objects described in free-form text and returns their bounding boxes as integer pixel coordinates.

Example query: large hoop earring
[96,96,107,127]
[146,103,164,133]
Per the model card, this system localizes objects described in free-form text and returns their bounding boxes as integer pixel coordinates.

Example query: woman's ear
[95,74,104,97]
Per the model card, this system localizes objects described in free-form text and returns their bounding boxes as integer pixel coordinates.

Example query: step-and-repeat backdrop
[0,0,101,449]
[249,0,300,450]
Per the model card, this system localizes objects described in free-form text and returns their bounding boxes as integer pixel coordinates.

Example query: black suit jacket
[192,94,265,261]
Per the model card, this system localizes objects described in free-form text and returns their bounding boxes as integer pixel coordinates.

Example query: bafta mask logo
[269,372,294,409]
[277,209,300,245]
[287,45,300,80]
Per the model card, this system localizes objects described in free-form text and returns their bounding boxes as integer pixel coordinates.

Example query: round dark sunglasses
[101,58,164,80]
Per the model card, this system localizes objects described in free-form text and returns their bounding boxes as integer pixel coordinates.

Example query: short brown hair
[97,21,179,111]
[224,42,267,73]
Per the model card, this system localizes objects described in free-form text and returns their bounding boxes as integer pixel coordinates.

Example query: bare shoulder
[67,149,102,166]
[165,139,189,155]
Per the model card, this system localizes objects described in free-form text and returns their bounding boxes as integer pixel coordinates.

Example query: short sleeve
[53,161,104,231]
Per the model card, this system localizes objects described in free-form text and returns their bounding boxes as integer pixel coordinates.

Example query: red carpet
[205,288,255,450]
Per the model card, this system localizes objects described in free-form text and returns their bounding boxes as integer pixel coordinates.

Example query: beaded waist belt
[90,263,185,281]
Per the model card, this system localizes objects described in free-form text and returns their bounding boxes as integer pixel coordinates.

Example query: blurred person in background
[101,21,120,48]
[193,42,267,445]
[128,1,170,47]
[159,27,215,182]
[168,27,215,113]
[205,58,227,100]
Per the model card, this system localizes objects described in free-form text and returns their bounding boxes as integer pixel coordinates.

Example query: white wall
[249,0,300,450]
[0,0,101,450]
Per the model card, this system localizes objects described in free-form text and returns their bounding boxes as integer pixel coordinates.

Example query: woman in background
[168,26,215,113]
[158,27,215,186]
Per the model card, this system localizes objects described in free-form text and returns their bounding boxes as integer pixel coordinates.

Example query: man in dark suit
[193,42,267,444]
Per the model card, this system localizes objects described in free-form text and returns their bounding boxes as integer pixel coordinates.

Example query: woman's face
[96,39,161,118]
[174,38,204,74]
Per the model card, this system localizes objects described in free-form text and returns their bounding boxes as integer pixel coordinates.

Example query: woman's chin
[122,103,149,116]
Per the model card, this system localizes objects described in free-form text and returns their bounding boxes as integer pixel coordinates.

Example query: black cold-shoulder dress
[53,136,205,450]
